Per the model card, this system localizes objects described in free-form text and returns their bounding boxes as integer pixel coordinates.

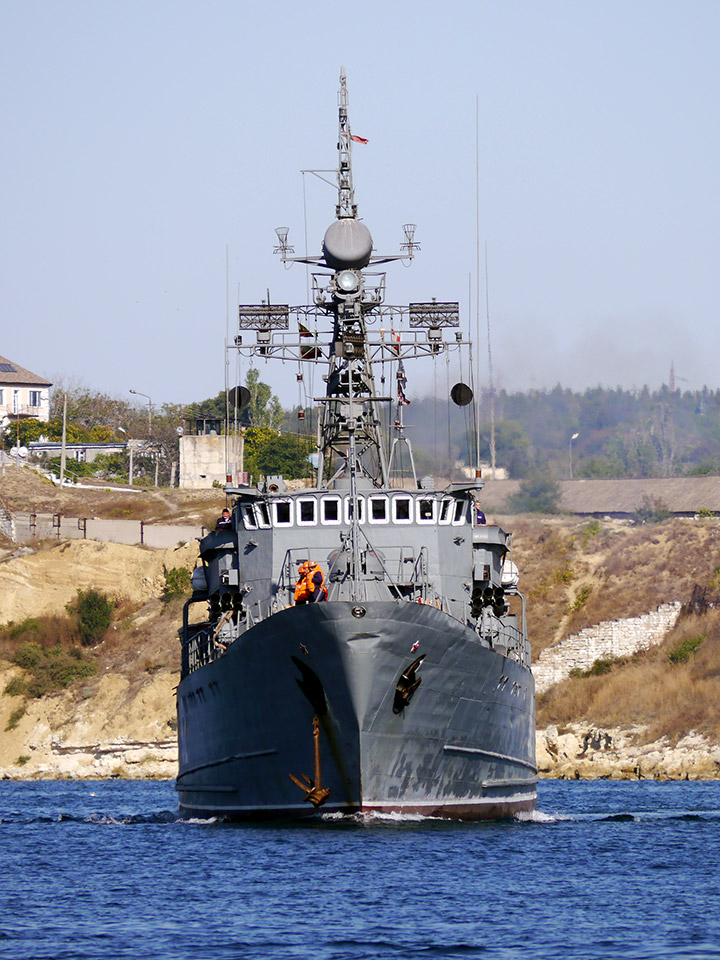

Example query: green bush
[3,677,28,697]
[553,565,575,585]
[75,589,113,646]
[668,635,705,664]
[571,586,592,612]
[507,472,561,514]
[633,495,672,525]
[5,706,26,730]
[11,644,96,698]
[163,567,192,603]
[8,618,42,641]
[570,656,624,679]
[13,642,43,670]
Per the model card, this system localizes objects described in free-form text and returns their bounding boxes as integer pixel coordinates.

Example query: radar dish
[322,219,373,270]
[450,382,473,407]
[229,385,251,410]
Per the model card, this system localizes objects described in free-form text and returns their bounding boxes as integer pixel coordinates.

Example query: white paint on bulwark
[532,602,682,694]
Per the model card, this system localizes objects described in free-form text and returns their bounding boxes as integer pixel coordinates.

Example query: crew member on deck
[216,508,232,531]
[294,561,328,604]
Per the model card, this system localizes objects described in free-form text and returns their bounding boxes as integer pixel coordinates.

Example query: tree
[507,471,562,514]
[244,428,313,481]
[479,420,532,478]
[245,369,284,429]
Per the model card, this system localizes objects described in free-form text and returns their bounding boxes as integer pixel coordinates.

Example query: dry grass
[537,607,720,743]
[510,516,720,658]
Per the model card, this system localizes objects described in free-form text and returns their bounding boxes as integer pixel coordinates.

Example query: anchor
[393,654,425,714]
[289,715,331,808]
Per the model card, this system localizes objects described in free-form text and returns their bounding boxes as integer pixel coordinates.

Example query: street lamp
[569,432,579,479]
[129,389,152,436]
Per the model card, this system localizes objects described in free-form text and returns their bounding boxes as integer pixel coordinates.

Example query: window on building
[29,391,41,407]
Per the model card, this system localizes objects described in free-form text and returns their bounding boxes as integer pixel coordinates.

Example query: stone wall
[532,601,682,693]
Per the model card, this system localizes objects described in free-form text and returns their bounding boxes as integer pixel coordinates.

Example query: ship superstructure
[176,71,536,819]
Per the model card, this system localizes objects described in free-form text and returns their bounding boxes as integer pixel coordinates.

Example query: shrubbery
[74,590,113,646]
[163,567,192,603]
[668,635,705,664]
[633,495,672,525]
[507,472,561,514]
[8,641,96,698]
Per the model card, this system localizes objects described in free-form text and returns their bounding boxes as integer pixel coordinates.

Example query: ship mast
[234,72,466,510]
[314,68,390,492]
[336,69,357,219]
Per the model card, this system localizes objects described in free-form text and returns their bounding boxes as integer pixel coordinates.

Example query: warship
[176,71,536,819]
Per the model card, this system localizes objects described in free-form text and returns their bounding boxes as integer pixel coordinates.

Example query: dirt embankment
[2,465,720,781]
[0,537,196,779]
[0,466,211,778]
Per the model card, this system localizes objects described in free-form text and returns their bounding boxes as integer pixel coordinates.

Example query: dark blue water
[1,779,719,960]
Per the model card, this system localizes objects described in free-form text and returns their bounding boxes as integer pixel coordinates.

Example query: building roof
[0,354,52,387]
[480,476,720,515]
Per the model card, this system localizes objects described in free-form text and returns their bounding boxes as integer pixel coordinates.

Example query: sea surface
[1,778,719,960]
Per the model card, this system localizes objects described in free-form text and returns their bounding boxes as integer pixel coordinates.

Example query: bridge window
[255,502,271,528]
[297,498,317,525]
[241,505,257,529]
[452,500,467,525]
[439,499,453,524]
[273,500,293,526]
[344,496,365,524]
[417,498,436,523]
[393,496,413,524]
[368,495,389,524]
[321,496,341,525]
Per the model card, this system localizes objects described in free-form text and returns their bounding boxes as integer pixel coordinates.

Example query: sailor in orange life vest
[294,561,328,604]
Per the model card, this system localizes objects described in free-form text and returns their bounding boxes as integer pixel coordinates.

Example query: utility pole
[59,394,67,486]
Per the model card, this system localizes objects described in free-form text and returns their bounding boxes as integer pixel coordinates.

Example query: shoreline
[537,724,720,781]
[2,725,720,782]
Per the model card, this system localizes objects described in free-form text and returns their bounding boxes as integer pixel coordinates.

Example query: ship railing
[274,542,430,605]
[180,621,223,677]
[482,617,531,668]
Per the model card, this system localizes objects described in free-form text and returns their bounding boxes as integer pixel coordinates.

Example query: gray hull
[176,602,537,820]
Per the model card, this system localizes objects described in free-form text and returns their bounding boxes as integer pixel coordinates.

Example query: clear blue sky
[2,1,719,409]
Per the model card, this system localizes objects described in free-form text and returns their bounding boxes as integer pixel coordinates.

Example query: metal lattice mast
[336,68,357,219]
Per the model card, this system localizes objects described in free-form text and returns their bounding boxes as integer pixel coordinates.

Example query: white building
[0,354,52,427]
